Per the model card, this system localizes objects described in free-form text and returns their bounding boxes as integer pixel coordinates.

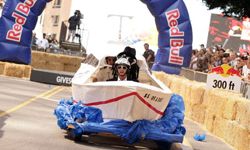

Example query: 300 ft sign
[212,79,235,90]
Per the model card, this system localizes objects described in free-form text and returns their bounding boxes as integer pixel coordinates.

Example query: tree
[202,0,250,19]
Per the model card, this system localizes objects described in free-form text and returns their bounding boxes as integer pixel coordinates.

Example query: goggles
[117,65,127,70]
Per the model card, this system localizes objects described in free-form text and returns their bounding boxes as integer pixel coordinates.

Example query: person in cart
[92,56,116,82]
[107,57,139,82]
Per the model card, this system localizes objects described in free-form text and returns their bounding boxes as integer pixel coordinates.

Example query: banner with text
[0,0,52,64]
[207,14,250,54]
[206,64,242,92]
[141,0,193,74]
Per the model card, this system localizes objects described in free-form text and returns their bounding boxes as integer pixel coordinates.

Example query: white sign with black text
[206,73,242,92]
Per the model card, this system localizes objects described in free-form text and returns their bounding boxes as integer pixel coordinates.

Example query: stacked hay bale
[31,51,84,72]
[0,61,31,78]
[153,72,250,150]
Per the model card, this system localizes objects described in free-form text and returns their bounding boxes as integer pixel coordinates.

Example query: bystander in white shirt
[36,38,49,50]
[242,65,250,78]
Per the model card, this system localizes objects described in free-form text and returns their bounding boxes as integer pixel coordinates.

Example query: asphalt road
[0,76,139,150]
[0,76,234,150]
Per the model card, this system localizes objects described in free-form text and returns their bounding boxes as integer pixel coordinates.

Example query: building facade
[36,0,72,41]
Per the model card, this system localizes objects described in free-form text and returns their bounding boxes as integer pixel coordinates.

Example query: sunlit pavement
[0,76,234,150]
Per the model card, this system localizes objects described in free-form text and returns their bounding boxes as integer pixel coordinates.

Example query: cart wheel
[67,129,82,142]
[155,141,172,150]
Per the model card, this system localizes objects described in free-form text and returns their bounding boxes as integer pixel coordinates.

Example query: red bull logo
[211,64,240,77]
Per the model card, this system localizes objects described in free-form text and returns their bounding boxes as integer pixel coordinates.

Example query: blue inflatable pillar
[141,0,193,74]
[0,0,52,64]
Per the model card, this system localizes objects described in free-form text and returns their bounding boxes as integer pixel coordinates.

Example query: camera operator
[66,10,82,42]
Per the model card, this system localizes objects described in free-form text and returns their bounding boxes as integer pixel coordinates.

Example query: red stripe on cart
[84,92,164,115]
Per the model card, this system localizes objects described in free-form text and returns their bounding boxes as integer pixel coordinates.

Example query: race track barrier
[153,72,250,150]
[31,51,84,72]
[0,51,84,79]
[0,61,31,78]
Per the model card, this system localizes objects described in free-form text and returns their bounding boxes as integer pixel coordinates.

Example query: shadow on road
[64,131,166,150]
[0,110,9,138]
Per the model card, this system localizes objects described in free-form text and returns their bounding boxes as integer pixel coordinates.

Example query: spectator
[189,49,198,70]
[242,56,250,79]
[235,57,244,75]
[66,10,81,42]
[196,49,208,72]
[49,34,59,50]
[228,51,237,68]
[31,32,37,46]
[143,43,155,69]
[222,56,229,64]
[36,33,49,51]
[200,44,206,51]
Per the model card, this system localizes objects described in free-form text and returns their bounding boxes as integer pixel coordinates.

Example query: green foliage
[202,0,250,19]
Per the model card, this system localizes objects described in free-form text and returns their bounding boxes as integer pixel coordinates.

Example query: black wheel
[155,141,172,150]
[67,128,82,141]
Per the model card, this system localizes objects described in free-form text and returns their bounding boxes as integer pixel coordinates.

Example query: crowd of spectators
[31,32,86,57]
[189,44,250,80]
[32,32,59,52]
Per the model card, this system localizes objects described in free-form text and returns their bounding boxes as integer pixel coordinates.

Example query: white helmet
[115,58,130,67]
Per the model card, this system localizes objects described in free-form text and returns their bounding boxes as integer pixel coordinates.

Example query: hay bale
[4,63,24,78]
[60,55,82,64]
[190,82,206,106]
[184,100,192,118]
[31,51,46,63]
[46,62,64,71]
[31,51,45,58]
[232,124,249,150]
[0,61,6,74]
[223,121,238,147]
[190,105,205,124]
[31,51,83,72]
[204,112,216,132]
[170,76,182,93]
[64,63,80,72]
[202,89,213,108]
[223,97,237,120]
[184,81,193,103]
[213,117,227,139]
[183,81,194,118]
[163,73,172,87]
[31,59,48,69]
[235,99,250,129]
[23,65,32,78]
[45,53,61,63]
[179,78,189,99]
[206,91,227,117]
[153,72,173,87]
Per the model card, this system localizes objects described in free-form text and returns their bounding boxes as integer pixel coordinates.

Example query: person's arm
[146,54,152,62]
[146,51,154,62]
[68,16,71,22]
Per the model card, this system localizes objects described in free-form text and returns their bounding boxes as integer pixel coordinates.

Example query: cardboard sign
[207,64,242,92]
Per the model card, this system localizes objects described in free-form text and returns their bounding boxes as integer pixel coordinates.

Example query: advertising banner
[207,14,250,54]
[142,0,193,74]
[0,0,51,64]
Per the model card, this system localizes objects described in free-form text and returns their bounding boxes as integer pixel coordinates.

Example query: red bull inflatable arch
[0,0,192,75]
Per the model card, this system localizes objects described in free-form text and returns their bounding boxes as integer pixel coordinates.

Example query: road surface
[0,76,234,150]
